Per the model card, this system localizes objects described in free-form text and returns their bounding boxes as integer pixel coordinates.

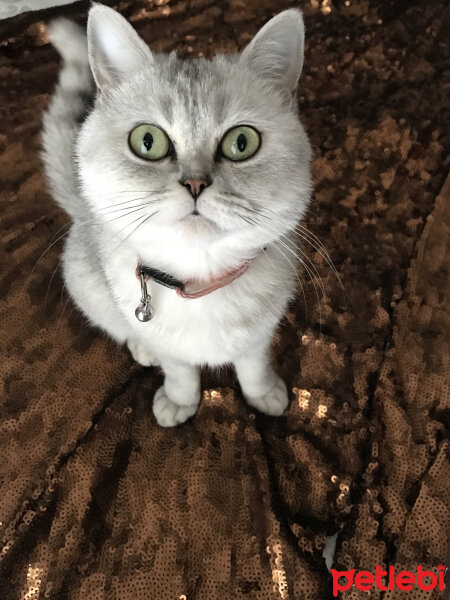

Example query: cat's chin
[177,213,220,236]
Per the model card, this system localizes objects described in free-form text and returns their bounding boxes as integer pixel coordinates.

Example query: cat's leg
[127,337,159,367]
[63,228,130,344]
[153,358,200,427]
[234,345,289,416]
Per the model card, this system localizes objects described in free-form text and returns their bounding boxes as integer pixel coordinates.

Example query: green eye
[220,126,261,161]
[128,124,171,160]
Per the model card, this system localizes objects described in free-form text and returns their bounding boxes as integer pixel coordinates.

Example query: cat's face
[77,6,311,263]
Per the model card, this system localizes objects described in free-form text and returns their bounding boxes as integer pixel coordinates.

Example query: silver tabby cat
[42,4,312,427]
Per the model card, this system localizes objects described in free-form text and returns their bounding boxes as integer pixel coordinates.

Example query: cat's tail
[42,18,94,220]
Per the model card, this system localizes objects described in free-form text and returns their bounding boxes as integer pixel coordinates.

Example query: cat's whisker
[265,243,308,322]
[102,204,149,225]
[63,207,156,268]
[97,198,148,211]
[222,190,247,201]
[55,292,73,334]
[29,202,155,295]
[257,215,333,298]
[236,213,258,226]
[233,201,270,220]
[295,223,345,291]
[109,210,160,257]
[276,235,325,314]
[271,242,323,329]
[295,223,331,255]
[98,196,162,211]
[30,209,127,282]
[44,256,64,312]
[215,194,269,225]
[60,277,66,306]
[111,189,166,195]
[257,220,325,324]
[279,233,327,298]
[28,223,74,289]
[278,235,327,320]
[103,204,148,214]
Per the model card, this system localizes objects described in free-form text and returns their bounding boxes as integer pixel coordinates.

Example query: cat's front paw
[244,376,289,416]
[153,386,198,427]
[127,338,159,367]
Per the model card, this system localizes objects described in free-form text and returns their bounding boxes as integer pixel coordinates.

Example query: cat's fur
[42,4,312,426]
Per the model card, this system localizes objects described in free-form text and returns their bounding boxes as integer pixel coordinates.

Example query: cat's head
[77,4,312,274]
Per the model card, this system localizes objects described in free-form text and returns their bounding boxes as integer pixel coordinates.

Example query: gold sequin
[296,388,311,410]
[267,542,289,599]
[316,404,328,418]
[22,565,43,600]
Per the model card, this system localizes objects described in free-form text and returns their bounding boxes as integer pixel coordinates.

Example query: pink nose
[181,178,211,199]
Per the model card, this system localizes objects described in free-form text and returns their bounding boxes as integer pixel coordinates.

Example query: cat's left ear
[87,4,153,91]
[240,9,305,94]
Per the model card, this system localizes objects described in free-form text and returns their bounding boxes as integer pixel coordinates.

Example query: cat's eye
[128,124,171,161]
[219,126,261,161]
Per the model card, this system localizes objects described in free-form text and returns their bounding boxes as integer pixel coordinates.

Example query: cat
[42,4,312,427]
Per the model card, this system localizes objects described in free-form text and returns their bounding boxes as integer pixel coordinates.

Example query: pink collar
[137,258,254,299]
[177,259,253,298]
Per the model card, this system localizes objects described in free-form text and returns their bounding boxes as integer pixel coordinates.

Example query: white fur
[42,6,312,426]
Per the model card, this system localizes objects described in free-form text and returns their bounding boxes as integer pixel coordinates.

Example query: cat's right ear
[240,9,305,95]
[87,4,153,91]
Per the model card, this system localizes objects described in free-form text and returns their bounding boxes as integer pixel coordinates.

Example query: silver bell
[135,301,154,322]
[135,269,154,322]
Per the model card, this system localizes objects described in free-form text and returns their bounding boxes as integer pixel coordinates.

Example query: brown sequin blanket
[0,1,449,598]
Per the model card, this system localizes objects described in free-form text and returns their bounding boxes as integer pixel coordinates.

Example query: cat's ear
[87,4,153,90]
[240,9,305,93]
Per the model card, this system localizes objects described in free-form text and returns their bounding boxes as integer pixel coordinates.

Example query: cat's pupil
[237,133,247,152]
[143,132,153,151]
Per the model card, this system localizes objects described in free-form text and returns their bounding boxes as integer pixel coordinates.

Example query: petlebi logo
[330,564,446,596]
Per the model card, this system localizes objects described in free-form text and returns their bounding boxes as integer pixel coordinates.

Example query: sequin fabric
[0,1,449,598]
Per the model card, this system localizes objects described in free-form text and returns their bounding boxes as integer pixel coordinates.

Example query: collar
[136,258,255,299]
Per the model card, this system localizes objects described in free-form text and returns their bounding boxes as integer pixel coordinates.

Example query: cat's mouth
[180,210,218,231]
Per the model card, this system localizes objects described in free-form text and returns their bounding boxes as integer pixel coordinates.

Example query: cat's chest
[128,278,265,363]
[103,247,292,365]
